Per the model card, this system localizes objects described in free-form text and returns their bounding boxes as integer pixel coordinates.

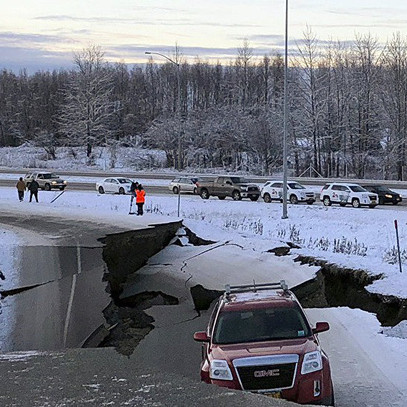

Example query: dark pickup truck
[196,176,260,201]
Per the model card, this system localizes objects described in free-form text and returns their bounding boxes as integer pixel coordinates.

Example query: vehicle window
[332,185,341,191]
[212,305,311,345]
[112,179,119,184]
[117,178,131,184]
[271,182,282,188]
[105,179,112,183]
[217,177,224,184]
[288,182,305,190]
[42,173,57,179]
[349,185,366,192]
[191,178,198,184]
[37,174,44,179]
[321,184,329,190]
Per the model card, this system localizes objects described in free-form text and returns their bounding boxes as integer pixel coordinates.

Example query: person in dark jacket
[16,177,26,202]
[28,179,39,203]
[136,184,146,216]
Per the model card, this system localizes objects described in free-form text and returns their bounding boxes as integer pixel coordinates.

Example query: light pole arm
[145,51,179,67]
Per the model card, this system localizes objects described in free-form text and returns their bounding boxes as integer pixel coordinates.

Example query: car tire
[232,190,241,201]
[218,196,226,200]
[369,204,377,209]
[60,186,66,191]
[263,193,271,203]
[200,189,210,199]
[307,200,314,205]
[250,196,259,201]
[173,186,179,194]
[323,196,332,206]
[339,202,346,207]
[119,187,125,195]
[193,187,197,194]
[352,198,361,208]
[289,194,298,204]
[98,186,105,194]
[379,197,385,205]
[44,183,51,191]
[392,201,399,205]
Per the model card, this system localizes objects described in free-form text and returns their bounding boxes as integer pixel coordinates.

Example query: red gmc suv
[193,281,334,406]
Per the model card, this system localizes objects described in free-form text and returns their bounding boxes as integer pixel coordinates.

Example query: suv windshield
[42,173,58,179]
[213,305,311,344]
[288,182,305,190]
[349,185,366,192]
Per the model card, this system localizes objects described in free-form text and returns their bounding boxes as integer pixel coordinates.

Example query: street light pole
[282,0,289,219]
[145,51,182,170]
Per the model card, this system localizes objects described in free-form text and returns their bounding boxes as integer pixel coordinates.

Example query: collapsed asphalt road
[0,204,406,406]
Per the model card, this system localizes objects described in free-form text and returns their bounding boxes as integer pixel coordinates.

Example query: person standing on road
[136,184,146,216]
[16,177,26,202]
[28,179,40,203]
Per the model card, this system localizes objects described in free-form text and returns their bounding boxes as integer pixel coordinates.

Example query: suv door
[270,182,283,200]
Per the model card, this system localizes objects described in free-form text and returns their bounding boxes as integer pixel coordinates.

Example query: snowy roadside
[1,186,406,299]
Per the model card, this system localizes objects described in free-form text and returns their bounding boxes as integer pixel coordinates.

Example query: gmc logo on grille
[254,369,280,378]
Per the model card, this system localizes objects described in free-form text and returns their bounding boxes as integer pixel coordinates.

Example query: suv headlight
[210,359,233,381]
[301,351,322,374]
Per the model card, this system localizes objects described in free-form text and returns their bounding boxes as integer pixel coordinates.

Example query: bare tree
[58,45,115,158]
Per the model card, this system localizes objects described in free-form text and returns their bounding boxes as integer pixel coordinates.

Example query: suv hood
[211,337,318,363]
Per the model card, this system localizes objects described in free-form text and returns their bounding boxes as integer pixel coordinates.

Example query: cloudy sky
[1,0,407,72]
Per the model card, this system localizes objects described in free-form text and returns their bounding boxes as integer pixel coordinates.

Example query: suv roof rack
[224,280,289,298]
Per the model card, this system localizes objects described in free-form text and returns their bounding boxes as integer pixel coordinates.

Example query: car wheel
[60,186,66,191]
[232,190,241,201]
[200,189,210,199]
[339,202,346,207]
[307,200,314,205]
[392,201,399,205]
[323,196,332,206]
[193,187,197,194]
[44,183,51,191]
[250,196,259,201]
[369,204,377,209]
[263,193,271,203]
[352,198,361,208]
[218,196,226,200]
[173,186,179,194]
[98,186,105,194]
[379,197,385,205]
[289,194,298,204]
[119,187,125,195]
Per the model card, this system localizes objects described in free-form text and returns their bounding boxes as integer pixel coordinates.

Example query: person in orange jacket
[136,184,146,216]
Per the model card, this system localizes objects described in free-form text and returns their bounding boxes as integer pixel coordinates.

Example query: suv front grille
[236,363,296,391]
[233,354,299,392]
[369,195,377,201]
[248,187,259,192]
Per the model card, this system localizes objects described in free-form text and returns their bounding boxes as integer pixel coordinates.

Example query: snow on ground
[1,185,406,300]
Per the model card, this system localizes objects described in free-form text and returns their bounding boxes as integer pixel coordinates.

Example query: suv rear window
[212,305,311,344]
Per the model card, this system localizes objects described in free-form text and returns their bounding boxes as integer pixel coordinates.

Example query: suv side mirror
[193,331,210,342]
[313,322,330,334]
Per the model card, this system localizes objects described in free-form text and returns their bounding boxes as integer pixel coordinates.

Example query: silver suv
[24,172,67,191]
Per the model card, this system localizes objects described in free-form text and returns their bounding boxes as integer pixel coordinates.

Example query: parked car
[168,177,199,194]
[196,176,260,201]
[261,181,316,204]
[320,183,378,208]
[362,185,402,205]
[24,172,67,191]
[193,281,334,406]
[96,177,133,194]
